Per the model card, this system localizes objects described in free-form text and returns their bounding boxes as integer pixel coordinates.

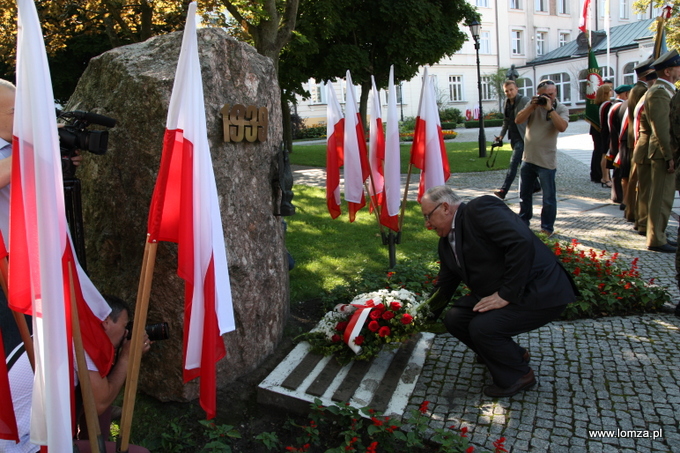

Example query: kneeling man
[421,186,578,397]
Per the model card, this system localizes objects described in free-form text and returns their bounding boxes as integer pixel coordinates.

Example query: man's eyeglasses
[537,80,555,89]
[423,203,443,222]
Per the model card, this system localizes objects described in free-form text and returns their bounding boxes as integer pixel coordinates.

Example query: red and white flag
[146,1,235,420]
[0,232,17,443]
[409,67,450,202]
[9,0,114,449]
[368,76,385,213]
[381,66,401,231]
[325,81,344,219]
[343,71,370,222]
[579,0,592,34]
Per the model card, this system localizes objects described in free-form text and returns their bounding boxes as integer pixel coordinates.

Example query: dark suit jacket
[434,196,578,309]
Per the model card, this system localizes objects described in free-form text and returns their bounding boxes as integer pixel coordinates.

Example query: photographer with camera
[514,79,569,237]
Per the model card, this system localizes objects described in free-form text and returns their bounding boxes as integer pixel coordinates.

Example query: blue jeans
[500,140,524,191]
[518,162,557,233]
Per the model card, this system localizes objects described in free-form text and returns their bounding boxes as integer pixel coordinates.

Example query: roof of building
[526,18,655,66]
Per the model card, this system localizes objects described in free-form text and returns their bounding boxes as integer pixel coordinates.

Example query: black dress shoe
[484,370,536,397]
[493,189,507,200]
[667,239,677,247]
[648,244,677,253]
[476,350,530,364]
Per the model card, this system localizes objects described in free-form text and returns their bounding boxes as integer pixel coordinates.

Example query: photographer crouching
[514,79,569,237]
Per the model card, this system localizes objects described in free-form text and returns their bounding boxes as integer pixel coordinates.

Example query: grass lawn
[290,141,513,173]
[287,185,443,303]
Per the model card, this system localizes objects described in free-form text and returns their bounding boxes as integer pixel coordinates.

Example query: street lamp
[469,20,486,158]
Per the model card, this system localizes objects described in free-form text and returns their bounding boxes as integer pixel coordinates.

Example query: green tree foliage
[633,0,679,51]
[279,0,479,124]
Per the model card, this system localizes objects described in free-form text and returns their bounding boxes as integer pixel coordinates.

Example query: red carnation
[368,321,380,332]
[369,310,382,320]
[382,311,395,320]
[389,301,402,311]
[401,313,413,325]
[378,326,391,337]
[331,334,341,343]
[354,335,364,346]
[336,321,348,332]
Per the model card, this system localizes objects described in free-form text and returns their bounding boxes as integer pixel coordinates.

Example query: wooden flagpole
[117,237,157,453]
[0,256,35,370]
[398,163,415,232]
[68,264,104,453]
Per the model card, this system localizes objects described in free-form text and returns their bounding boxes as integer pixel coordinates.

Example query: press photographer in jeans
[515,79,569,236]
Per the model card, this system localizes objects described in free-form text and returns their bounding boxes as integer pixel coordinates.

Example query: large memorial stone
[65,28,289,402]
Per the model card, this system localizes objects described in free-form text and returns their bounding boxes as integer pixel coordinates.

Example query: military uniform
[670,89,680,315]
[624,57,656,223]
[633,50,680,251]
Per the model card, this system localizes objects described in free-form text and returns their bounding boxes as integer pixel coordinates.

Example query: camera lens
[146,322,170,342]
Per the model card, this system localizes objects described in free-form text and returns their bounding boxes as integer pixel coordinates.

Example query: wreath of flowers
[298,289,427,364]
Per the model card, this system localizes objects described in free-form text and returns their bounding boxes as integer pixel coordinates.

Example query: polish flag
[325,81,344,219]
[9,0,113,449]
[381,67,401,231]
[579,0,592,34]
[368,76,385,213]
[409,67,450,202]
[146,1,235,420]
[343,71,370,222]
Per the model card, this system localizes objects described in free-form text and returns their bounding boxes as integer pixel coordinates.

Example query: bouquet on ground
[299,289,427,364]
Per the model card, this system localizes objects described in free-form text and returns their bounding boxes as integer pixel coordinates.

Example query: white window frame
[623,61,637,85]
[480,31,491,54]
[558,0,568,14]
[308,80,327,105]
[516,78,534,98]
[620,0,629,19]
[535,0,547,12]
[448,75,464,102]
[481,76,494,101]
[510,0,521,9]
[540,73,572,103]
[511,29,524,55]
[536,31,548,56]
[559,32,570,47]
[476,0,489,7]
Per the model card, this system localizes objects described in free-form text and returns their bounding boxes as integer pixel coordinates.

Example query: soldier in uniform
[669,86,680,316]
[633,50,680,253]
[624,57,657,224]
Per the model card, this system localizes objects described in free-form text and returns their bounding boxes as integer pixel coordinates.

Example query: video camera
[56,109,117,179]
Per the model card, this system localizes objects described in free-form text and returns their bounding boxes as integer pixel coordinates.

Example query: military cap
[651,49,680,71]
[614,84,633,94]
[634,56,656,77]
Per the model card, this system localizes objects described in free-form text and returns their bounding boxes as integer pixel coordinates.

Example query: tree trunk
[359,79,371,133]
[281,97,292,153]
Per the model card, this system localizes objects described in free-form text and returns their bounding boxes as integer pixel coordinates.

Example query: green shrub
[399,116,417,134]
[439,107,465,124]
[464,119,504,128]
[295,124,326,140]
[440,121,457,130]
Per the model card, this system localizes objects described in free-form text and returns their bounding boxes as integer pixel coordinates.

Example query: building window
[481,77,494,101]
[559,32,570,47]
[511,30,523,55]
[510,0,521,9]
[516,78,534,98]
[620,0,629,19]
[540,73,571,103]
[535,0,547,12]
[309,80,327,104]
[558,0,568,14]
[536,31,547,56]
[480,31,491,54]
[476,0,489,7]
[578,69,588,102]
[449,75,464,102]
[602,66,615,83]
[623,62,637,85]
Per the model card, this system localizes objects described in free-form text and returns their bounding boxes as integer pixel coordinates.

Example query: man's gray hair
[0,79,15,91]
[423,185,462,206]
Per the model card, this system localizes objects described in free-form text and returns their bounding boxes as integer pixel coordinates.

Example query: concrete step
[257,332,435,419]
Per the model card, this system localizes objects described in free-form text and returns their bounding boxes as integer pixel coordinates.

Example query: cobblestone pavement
[292,121,680,452]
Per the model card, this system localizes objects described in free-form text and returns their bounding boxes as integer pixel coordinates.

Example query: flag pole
[68,264,104,453]
[0,257,35,370]
[398,162,414,232]
[117,237,157,453]
[364,181,384,230]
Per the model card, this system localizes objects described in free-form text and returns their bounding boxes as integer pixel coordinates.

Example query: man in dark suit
[421,186,578,397]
